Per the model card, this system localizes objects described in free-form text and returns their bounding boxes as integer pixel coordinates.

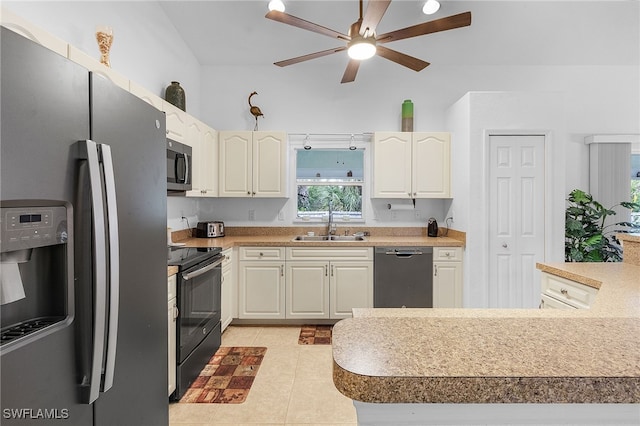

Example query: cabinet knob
[502,243,508,248]
[247,191,251,195]
[560,288,568,295]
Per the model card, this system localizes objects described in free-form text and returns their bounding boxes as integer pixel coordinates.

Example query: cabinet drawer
[540,294,575,310]
[168,274,177,301]
[286,247,373,261]
[541,272,598,309]
[433,247,463,261]
[240,247,284,261]
[221,248,233,268]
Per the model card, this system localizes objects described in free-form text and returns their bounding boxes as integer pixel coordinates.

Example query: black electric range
[167,245,223,400]
[167,246,222,270]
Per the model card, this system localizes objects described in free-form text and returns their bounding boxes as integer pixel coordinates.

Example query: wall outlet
[391,211,397,220]
[415,211,421,219]
[278,210,284,221]
[248,209,255,221]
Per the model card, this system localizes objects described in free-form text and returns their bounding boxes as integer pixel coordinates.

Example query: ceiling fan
[265,0,472,83]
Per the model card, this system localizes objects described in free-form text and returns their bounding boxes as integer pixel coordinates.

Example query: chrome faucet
[327,201,337,235]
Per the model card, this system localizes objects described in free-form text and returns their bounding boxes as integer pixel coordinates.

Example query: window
[296,149,364,221]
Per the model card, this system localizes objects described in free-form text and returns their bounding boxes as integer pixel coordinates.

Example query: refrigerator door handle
[100,143,119,393]
[80,140,108,404]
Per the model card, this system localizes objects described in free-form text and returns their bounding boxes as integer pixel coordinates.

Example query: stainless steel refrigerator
[0,27,168,425]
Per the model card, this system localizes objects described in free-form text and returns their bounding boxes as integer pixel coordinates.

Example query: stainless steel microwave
[167,139,192,193]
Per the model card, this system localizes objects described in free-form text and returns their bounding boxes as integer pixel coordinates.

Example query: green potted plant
[565,189,640,262]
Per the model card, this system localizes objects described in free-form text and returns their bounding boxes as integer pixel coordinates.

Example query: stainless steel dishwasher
[374,247,433,308]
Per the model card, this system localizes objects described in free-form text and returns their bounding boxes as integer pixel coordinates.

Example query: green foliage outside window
[298,185,362,214]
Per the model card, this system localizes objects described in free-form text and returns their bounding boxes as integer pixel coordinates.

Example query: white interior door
[488,135,545,308]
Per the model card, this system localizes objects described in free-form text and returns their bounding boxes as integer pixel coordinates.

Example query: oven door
[177,255,222,363]
[167,139,192,191]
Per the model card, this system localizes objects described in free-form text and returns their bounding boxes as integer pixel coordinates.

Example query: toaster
[196,221,225,238]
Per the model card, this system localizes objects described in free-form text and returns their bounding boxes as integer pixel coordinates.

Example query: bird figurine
[248,91,264,131]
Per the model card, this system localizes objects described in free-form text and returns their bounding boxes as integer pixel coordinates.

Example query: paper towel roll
[387,203,415,210]
[0,263,26,305]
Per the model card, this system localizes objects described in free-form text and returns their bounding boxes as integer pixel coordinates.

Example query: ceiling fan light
[268,0,285,12]
[347,39,376,60]
[422,0,440,15]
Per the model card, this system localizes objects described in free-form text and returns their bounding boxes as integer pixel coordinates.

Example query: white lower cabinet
[286,262,330,319]
[432,247,463,308]
[238,248,285,319]
[330,261,373,319]
[167,274,177,397]
[221,248,235,331]
[540,272,598,309]
[286,247,373,319]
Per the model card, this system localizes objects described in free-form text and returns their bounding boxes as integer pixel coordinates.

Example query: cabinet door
[168,275,177,396]
[221,265,233,331]
[253,131,287,197]
[373,132,413,198]
[168,297,176,396]
[185,116,205,195]
[163,101,187,143]
[2,9,68,57]
[330,261,373,319]
[238,261,285,319]
[286,261,330,319]
[219,131,252,197]
[67,45,129,91]
[201,125,218,196]
[433,261,463,308]
[129,81,164,111]
[413,132,451,198]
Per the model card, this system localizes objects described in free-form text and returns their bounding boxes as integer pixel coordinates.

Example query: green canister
[401,99,413,132]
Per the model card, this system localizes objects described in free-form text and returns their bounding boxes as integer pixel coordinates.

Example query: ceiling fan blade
[341,59,360,84]
[377,11,472,44]
[274,47,347,67]
[360,0,391,36]
[266,10,350,41]
[376,45,430,72]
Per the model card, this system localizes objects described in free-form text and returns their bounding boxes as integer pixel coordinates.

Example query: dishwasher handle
[385,249,424,256]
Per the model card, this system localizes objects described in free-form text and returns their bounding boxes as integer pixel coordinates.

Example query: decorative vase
[95,25,113,68]
[401,99,413,132]
[165,81,186,111]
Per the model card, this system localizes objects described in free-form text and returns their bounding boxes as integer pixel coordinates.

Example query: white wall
[6,2,638,233]
[446,92,566,308]
[3,1,202,118]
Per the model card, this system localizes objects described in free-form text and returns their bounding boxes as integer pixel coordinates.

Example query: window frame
[290,137,369,224]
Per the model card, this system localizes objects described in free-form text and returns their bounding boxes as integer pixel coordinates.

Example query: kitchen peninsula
[331,234,640,425]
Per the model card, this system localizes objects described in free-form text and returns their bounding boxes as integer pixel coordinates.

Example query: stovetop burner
[0,316,65,346]
[167,246,222,270]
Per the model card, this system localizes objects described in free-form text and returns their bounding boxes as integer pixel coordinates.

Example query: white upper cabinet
[162,101,187,144]
[1,8,67,57]
[67,45,129,91]
[219,131,287,197]
[373,132,451,198]
[129,81,164,111]
[186,116,218,197]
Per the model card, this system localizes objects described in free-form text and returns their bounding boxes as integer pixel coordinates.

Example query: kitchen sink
[291,235,366,242]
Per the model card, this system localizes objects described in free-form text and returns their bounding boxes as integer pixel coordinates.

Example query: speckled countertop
[166,226,464,275]
[332,260,640,404]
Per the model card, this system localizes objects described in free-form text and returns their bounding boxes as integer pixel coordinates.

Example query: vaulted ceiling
[159,1,639,69]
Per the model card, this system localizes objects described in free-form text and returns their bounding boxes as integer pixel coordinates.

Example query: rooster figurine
[248,91,264,130]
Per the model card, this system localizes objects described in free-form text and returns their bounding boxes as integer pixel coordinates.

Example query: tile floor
[169,325,357,425]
